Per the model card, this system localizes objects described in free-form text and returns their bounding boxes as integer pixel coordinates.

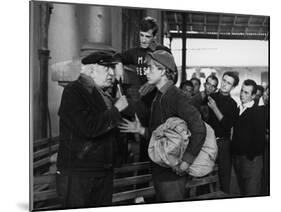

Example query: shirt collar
[79,74,95,93]
[238,100,255,115]
[159,80,174,94]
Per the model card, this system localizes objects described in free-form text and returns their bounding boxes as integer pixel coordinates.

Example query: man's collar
[159,80,174,94]
[148,40,158,51]
[240,100,255,108]
[238,100,255,115]
[79,74,95,93]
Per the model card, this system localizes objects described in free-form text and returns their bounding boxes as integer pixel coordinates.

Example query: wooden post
[38,3,52,138]
[181,13,187,81]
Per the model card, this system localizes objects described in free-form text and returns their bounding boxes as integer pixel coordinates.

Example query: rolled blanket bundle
[148,117,217,177]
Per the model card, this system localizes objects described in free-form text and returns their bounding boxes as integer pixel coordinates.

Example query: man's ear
[251,93,256,100]
[160,68,166,76]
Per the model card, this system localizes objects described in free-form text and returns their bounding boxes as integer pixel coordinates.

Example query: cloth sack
[148,117,217,177]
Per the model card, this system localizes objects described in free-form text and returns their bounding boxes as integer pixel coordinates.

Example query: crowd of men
[55,16,269,208]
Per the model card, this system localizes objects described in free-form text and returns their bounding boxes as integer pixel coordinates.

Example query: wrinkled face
[220,75,235,95]
[139,29,155,49]
[182,85,194,99]
[204,78,218,95]
[91,64,115,89]
[191,79,201,94]
[240,84,255,104]
[145,59,163,85]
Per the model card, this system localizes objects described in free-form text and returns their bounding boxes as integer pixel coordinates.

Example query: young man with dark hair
[191,75,219,121]
[254,85,264,106]
[119,50,206,202]
[180,80,194,100]
[120,16,172,162]
[232,79,266,196]
[206,71,239,193]
[190,77,201,96]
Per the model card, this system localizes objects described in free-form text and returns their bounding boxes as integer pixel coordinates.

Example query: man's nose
[108,67,114,75]
[141,36,146,43]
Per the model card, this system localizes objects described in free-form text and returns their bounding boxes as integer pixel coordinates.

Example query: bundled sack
[148,117,217,177]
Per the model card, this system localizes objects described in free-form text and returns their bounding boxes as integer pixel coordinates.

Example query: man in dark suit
[56,51,128,208]
[232,79,266,196]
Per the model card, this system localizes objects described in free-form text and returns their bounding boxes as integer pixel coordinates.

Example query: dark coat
[232,105,266,160]
[57,75,121,173]
[148,83,206,181]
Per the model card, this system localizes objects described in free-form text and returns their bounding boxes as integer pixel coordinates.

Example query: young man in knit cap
[56,51,128,208]
[119,50,206,202]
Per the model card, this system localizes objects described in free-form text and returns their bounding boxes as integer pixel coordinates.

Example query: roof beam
[244,15,252,38]
[217,15,222,39]
[204,14,207,33]
[174,13,180,33]
[189,13,192,31]
[231,16,237,35]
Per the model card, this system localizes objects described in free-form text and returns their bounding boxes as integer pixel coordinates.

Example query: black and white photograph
[28,0,271,211]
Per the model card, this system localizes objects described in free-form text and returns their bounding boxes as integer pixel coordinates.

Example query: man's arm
[208,96,239,132]
[176,94,206,164]
[59,85,122,139]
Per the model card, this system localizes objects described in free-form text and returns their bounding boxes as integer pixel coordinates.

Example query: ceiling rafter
[165,11,269,40]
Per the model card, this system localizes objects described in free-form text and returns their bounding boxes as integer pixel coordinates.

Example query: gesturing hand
[119,113,145,136]
[207,96,218,111]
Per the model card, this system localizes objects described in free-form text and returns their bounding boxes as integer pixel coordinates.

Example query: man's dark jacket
[57,75,121,173]
[148,82,206,181]
[232,105,266,160]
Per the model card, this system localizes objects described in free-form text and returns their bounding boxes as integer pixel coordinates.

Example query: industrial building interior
[30,1,269,210]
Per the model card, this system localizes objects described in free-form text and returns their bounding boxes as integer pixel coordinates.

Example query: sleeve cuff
[182,152,196,164]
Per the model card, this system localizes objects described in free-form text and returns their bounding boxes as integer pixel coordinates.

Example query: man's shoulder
[155,45,171,53]
[165,85,186,100]
[211,92,237,106]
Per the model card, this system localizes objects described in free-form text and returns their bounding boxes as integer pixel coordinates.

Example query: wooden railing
[32,137,227,210]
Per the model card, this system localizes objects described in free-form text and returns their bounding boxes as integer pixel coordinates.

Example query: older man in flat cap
[119,50,206,202]
[56,51,128,208]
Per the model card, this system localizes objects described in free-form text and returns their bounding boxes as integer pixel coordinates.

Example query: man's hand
[114,95,128,112]
[172,161,190,176]
[115,62,124,82]
[207,96,218,111]
[119,113,145,136]
[207,96,224,121]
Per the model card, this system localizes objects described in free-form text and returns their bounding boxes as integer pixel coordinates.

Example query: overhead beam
[231,16,237,35]
[217,15,222,39]
[169,32,268,40]
[204,14,207,33]
[244,15,252,38]
[189,13,192,31]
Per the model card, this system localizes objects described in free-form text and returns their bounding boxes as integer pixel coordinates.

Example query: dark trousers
[56,171,113,208]
[217,138,232,193]
[261,140,269,195]
[233,155,263,196]
[152,169,187,202]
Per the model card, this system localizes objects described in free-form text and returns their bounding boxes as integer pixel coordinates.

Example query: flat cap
[147,50,177,73]
[81,51,120,65]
